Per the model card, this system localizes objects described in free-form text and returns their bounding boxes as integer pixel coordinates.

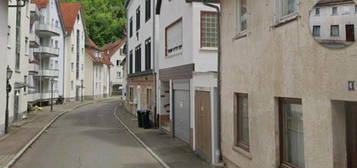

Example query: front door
[195,91,212,162]
[346,25,355,42]
[346,102,357,168]
[75,86,80,101]
[174,89,190,143]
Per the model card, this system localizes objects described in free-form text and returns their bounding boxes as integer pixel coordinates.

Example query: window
[315,8,320,16]
[355,5,357,13]
[56,21,59,27]
[135,45,141,73]
[234,93,249,151]
[25,37,29,54]
[332,7,337,15]
[312,26,320,37]
[237,0,247,32]
[71,81,74,90]
[24,76,27,92]
[282,0,297,17]
[77,14,80,23]
[136,7,141,31]
[145,38,151,70]
[129,50,133,74]
[129,17,133,37]
[201,11,218,48]
[55,40,58,48]
[117,60,120,66]
[117,72,121,79]
[7,25,10,47]
[71,63,74,72]
[279,98,304,168]
[331,25,339,36]
[165,18,183,56]
[145,0,151,22]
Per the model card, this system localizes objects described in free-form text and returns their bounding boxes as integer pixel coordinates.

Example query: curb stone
[113,104,170,168]
[4,101,94,168]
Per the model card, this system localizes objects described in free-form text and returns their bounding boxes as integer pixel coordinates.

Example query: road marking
[113,105,170,168]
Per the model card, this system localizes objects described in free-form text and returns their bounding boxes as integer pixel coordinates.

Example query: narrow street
[12,100,162,168]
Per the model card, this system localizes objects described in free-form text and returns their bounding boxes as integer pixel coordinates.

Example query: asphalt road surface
[13,100,162,168]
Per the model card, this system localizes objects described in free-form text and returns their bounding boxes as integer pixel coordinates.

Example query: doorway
[173,89,190,144]
[75,86,80,101]
[195,91,212,162]
[345,24,355,42]
[346,102,357,168]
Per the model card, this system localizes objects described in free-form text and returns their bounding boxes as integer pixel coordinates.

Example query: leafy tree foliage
[61,0,126,47]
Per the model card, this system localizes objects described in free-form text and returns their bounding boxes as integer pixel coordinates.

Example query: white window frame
[275,0,299,25]
[236,0,248,36]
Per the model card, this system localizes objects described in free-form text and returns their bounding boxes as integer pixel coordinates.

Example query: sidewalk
[115,103,212,168]
[0,100,94,167]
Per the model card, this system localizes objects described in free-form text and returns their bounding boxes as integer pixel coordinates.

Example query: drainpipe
[203,0,222,165]
[153,0,158,128]
[9,0,28,7]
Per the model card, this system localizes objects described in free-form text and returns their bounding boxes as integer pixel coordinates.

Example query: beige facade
[220,0,357,168]
[0,0,8,136]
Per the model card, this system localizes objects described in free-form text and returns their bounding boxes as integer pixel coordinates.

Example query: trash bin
[137,110,144,128]
[143,110,151,129]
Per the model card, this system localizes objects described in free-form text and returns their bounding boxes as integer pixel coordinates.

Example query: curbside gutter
[4,101,94,168]
[113,105,170,168]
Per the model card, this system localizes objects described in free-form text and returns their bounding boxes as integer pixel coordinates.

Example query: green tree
[61,0,126,47]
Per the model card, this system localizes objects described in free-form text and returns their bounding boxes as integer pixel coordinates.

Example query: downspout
[153,0,158,128]
[203,0,222,164]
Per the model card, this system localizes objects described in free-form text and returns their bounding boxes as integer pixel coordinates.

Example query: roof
[31,0,49,8]
[59,2,81,33]
[316,0,353,5]
[101,38,127,59]
[86,39,101,50]
[85,48,102,64]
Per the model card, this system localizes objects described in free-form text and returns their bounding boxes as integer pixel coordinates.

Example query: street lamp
[5,66,13,134]
[50,78,55,112]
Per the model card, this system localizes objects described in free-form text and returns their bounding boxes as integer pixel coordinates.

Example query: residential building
[310,0,357,48]
[156,0,220,164]
[60,2,86,101]
[83,39,111,100]
[28,0,65,106]
[220,0,357,168]
[7,0,31,123]
[125,0,157,125]
[102,39,127,96]
[0,0,9,136]
[120,57,128,100]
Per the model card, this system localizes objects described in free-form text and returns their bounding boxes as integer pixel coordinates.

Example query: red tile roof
[101,38,127,58]
[85,48,102,64]
[31,0,49,8]
[87,38,101,50]
[59,2,81,34]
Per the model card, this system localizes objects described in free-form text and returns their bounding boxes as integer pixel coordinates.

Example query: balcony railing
[37,22,61,37]
[36,69,59,77]
[33,46,59,57]
[29,31,40,48]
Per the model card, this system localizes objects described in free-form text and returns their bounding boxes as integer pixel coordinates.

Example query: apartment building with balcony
[102,39,127,96]
[0,0,9,136]
[156,0,220,164]
[28,0,65,106]
[125,0,157,125]
[60,2,86,102]
[7,0,31,123]
[84,39,111,100]
[220,0,357,168]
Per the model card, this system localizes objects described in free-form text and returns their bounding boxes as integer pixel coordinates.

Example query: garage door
[174,89,190,144]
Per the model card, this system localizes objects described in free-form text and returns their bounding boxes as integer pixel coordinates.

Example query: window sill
[233,31,248,40]
[200,47,218,51]
[232,146,252,160]
[273,13,299,28]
